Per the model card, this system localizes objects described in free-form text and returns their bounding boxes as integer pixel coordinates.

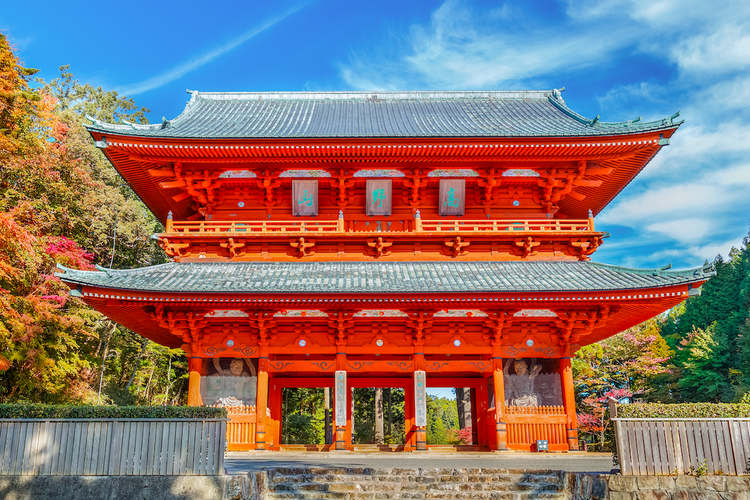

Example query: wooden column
[404,382,415,451]
[469,388,479,445]
[255,350,269,450]
[560,357,579,451]
[268,381,282,448]
[334,370,347,450]
[477,382,489,448]
[492,357,508,450]
[187,357,203,406]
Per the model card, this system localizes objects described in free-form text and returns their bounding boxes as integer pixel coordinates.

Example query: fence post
[414,210,422,232]
[338,210,345,232]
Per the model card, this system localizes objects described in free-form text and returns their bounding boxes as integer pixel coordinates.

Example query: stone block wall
[571,474,750,500]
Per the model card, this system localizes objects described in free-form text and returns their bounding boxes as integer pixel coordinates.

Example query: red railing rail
[166,218,595,235]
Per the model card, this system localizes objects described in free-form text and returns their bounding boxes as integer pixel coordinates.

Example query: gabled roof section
[85,89,682,139]
[57,261,711,294]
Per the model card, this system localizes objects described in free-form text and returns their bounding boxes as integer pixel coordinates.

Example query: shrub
[0,404,227,419]
[618,403,750,419]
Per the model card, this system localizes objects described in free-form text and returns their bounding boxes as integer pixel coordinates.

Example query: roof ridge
[187,90,555,101]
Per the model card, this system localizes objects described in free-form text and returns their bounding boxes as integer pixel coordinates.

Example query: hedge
[618,403,750,419]
[0,404,227,419]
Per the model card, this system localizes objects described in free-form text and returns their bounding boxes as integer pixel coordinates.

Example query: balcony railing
[166,217,595,235]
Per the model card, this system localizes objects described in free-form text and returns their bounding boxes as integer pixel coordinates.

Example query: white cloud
[116,4,306,96]
[339,0,633,90]
[337,0,750,268]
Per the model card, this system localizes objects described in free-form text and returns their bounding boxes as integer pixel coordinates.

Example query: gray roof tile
[57,261,710,294]
[85,90,681,139]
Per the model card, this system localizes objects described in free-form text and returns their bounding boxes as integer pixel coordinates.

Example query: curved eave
[56,261,712,295]
[87,128,679,225]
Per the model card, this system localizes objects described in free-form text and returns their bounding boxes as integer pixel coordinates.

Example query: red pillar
[187,357,203,406]
[404,382,415,451]
[477,382,489,448]
[268,381,282,448]
[560,357,580,451]
[492,357,508,450]
[469,388,479,445]
[341,377,351,450]
[255,351,269,450]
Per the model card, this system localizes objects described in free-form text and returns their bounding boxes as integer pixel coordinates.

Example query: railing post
[166,211,173,233]
[338,210,345,232]
[588,209,595,231]
[414,210,422,232]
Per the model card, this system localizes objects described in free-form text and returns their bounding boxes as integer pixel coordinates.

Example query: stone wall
[571,474,750,500]
[1,471,748,500]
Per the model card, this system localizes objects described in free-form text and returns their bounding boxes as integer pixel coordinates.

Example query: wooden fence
[0,418,226,476]
[504,406,568,452]
[223,406,257,451]
[613,418,750,475]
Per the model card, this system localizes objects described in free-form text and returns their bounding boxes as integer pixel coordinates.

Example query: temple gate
[59,89,710,451]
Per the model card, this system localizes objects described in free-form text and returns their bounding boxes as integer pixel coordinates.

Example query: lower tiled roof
[56,261,711,294]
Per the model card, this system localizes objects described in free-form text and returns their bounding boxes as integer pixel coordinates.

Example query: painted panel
[366,179,392,216]
[292,180,319,216]
[414,370,427,427]
[439,179,465,216]
[334,370,347,426]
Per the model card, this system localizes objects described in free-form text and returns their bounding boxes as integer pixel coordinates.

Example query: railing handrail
[505,405,566,415]
[166,218,596,234]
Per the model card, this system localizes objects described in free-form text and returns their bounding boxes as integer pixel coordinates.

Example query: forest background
[2,35,749,449]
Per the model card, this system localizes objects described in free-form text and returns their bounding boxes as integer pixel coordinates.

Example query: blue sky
[3,0,750,271]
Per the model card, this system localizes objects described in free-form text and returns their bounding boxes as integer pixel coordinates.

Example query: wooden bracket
[367,237,393,258]
[289,237,316,258]
[515,236,541,258]
[443,237,470,257]
[220,238,246,258]
[158,238,192,261]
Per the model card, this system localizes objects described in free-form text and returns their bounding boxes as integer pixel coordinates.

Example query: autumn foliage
[0,34,173,404]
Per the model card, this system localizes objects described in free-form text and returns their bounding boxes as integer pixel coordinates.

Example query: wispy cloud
[116,4,307,96]
[339,0,634,90]
[339,0,750,268]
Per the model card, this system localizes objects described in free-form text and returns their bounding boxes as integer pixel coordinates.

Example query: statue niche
[200,357,257,407]
[503,358,563,407]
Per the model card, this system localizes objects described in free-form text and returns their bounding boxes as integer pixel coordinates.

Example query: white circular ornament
[453,339,462,347]
[226,339,234,347]
[376,339,384,347]
[526,339,534,347]
[299,339,307,347]
[238,201,245,207]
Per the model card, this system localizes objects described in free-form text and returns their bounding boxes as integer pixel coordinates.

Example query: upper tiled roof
[57,261,709,294]
[85,90,682,139]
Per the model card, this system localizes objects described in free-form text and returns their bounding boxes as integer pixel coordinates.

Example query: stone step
[269,468,564,479]
[270,474,565,488]
[273,480,561,492]
[267,492,567,500]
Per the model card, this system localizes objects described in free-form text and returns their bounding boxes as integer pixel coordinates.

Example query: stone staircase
[259,467,568,500]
